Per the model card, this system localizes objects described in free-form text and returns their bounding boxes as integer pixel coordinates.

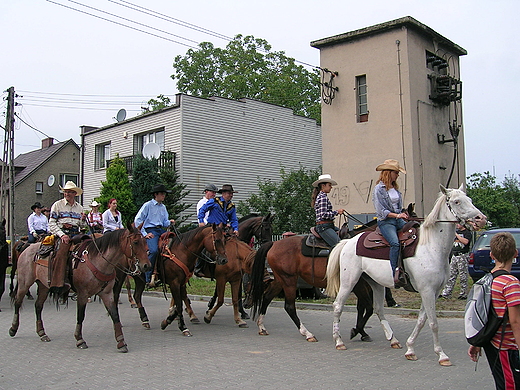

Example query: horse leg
[282,278,317,342]
[351,280,374,342]
[332,279,357,350]
[34,282,51,342]
[369,283,401,349]
[204,278,226,325]
[133,275,151,329]
[231,279,248,327]
[237,280,250,320]
[405,291,451,365]
[74,292,90,350]
[99,290,128,353]
[125,276,137,308]
[181,284,200,323]
[256,279,283,336]
[207,285,218,311]
[9,277,29,337]
[161,282,191,336]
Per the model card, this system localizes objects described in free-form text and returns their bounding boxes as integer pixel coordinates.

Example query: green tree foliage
[159,163,191,224]
[466,172,520,228]
[237,166,321,234]
[172,35,321,122]
[96,155,135,225]
[142,94,172,113]
[131,155,160,209]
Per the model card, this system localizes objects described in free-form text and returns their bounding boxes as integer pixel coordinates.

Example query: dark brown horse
[159,224,227,336]
[0,219,8,309]
[249,235,375,342]
[9,226,150,352]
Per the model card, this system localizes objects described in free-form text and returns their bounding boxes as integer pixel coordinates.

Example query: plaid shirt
[315,191,337,222]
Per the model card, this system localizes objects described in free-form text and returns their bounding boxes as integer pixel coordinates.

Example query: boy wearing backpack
[468,232,520,389]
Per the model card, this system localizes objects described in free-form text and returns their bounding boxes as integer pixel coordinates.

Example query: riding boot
[49,238,71,296]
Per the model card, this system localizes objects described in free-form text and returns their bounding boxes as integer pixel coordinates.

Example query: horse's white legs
[370,283,401,349]
[332,285,353,350]
[299,324,315,340]
[405,291,451,366]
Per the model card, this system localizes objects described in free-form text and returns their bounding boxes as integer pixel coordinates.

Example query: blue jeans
[144,227,164,283]
[315,223,339,247]
[377,218,406,273]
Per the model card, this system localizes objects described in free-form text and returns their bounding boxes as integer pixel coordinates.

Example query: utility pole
[1,86,16,243]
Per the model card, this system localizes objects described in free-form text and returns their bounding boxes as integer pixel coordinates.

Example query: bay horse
[9,226,150,352]
[249,235,375,342]
[159,224,227,336]
[0,219,8,309]
[326,186,486,365]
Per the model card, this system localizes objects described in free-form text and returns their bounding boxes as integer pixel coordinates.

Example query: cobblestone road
[0,283,493,389]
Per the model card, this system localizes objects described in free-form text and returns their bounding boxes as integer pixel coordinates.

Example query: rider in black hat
[27,202,49,243]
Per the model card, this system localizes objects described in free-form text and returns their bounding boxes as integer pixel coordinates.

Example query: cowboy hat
[60,181,83,196]
[217,184,237,193]
[203,183,218,193]
[151,184,171,194]
[312,174,337,187]
[375,159,406,174]
[90,200,100,207]
[31,202,44,211]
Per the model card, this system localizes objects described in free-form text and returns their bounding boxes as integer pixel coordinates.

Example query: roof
[310,16,467,56]
[13,139,79,185]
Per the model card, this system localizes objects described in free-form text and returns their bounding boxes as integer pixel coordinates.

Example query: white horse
[326,185,486,365]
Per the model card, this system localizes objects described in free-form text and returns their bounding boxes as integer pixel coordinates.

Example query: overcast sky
[2,0,518,181]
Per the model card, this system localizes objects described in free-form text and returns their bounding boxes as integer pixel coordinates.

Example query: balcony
[107,151,176,175]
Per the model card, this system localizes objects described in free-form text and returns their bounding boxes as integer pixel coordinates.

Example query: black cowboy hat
[31,202,44,211]
[151,184,171,194]
[217,184,237,193]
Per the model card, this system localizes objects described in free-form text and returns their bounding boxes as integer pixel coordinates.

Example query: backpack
[464,269,509,347]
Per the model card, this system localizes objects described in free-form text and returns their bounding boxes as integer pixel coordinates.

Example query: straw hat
[312,174,337,187]
[375,159,406,174]
[90,200,100,207]
[60,181,83,196]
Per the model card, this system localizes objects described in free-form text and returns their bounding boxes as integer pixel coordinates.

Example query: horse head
[204,224,228,265]
[258,213,273,244]
[440,185,487,230]
[124,222,151,274]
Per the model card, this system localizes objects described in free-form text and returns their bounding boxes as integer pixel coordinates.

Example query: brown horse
[0,219,8,308]
[249,235,374,342]
[9,226,150,352]
[159,224,227,336]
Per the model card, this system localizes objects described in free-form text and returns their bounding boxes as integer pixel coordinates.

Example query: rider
[48,181,87,295]
[311,174,344,247]
[198,184,239,235]
[27,202,49,243]
[134,184,175,284]
[194,183,218,276]
[87,200,103,234]
[372,159,408,288]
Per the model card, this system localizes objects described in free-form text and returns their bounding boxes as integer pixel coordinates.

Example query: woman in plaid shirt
[311,174,344,247]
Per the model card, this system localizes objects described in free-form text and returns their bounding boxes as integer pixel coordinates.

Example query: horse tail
[325,239,348,298]
[9,244,19,298]
[250,241,273,320]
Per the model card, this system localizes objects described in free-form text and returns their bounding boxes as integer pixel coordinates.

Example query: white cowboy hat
[60,181,83,196]
[375,159,407,174]
[90,200,100,207]
[312,174,337,187]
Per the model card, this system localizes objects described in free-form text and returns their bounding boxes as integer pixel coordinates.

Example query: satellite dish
[47,175,55,187]
[142,143,161,159]
[115,109,127,122]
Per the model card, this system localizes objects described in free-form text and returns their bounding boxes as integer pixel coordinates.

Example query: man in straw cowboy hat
[48,181,88,294]
[198,184,239,235]
[372,159,408,288]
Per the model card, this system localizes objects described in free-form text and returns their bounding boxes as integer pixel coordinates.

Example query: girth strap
[162,246,193,285]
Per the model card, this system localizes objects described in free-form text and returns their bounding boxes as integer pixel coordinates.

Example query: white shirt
[388,188,400,213]
[102,209,123,233]
[197,197,210,224]
[27,212,49,234]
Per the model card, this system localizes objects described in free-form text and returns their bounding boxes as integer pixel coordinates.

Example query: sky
[1,0,519,181]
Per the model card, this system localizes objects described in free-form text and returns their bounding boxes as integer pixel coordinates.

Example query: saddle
[302,233,330,257]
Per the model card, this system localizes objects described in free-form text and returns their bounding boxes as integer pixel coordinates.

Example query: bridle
[250,217,272,244]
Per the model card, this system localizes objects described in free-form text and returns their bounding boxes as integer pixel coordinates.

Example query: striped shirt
[48,198,87,237]
[491,274,520,350]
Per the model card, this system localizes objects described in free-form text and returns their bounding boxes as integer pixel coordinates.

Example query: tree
[466,172,520,228]
[142,94,172,113]
[96,155,135,225]
[237,166,321,234]
[131,155,160,209]
[159,163,191,225]
[171,35,321,122]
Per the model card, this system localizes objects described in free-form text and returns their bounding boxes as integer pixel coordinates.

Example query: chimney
[42,137,54,149]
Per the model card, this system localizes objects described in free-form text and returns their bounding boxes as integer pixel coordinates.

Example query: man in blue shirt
[134,184,175,283]
[198,184,239,235]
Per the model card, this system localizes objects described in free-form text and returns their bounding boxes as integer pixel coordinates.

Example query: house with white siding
[80,94,321,222]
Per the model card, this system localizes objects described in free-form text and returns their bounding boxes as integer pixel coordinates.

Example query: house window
[356,75,368,123]
[95,142,111,169]
[134,129,165,155]
[35,181,43,194]
[60,174,79,188]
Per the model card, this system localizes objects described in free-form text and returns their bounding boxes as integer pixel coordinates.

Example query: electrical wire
[14,113,59,141]
[19,102,142,111]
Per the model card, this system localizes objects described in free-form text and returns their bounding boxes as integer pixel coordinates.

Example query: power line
[18,90,173,98]
[20,102,142,111]
[14,113,59,141]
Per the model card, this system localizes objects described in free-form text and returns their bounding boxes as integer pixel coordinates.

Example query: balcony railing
[107,151,176,175]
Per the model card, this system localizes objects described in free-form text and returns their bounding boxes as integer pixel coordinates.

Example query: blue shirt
[373,181,403,220]
[198,197,239,231]
[134,199,170,236]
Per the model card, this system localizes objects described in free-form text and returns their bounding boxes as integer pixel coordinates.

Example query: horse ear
[458,183,465,192]
[136,222,144,231]
[439,185,448,195]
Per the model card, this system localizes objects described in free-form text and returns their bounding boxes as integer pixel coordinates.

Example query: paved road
[0,284,493,389]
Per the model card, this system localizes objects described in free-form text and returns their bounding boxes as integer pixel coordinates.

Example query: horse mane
[87,229,127,253]
[177,225,210,245]
[418,191,446,245]
[238,213,259,223]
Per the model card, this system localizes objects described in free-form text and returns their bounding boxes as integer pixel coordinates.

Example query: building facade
[81,94,321,221]
[311,16,467,218]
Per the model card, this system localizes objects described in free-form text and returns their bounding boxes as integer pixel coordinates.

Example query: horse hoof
[182,330,192,337]
[9,328,17,337]
[361,335,372,342]
[439,359,452,366]
[40,335,51,342]
[142,322,150,329]
[203,316,211,324]
[336,344,347,350]
[130,304,138,309]
[241,313,250,320]
[160,320,169,330]
[258,330,269,336]
[190,317,200,324]
[391,342,402,349]
[77,342,88,349]
[238,322,248,328]
[118,345,128,353]
[306,336,318,342]
[405,353,417,361]
[350,328,358,340]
